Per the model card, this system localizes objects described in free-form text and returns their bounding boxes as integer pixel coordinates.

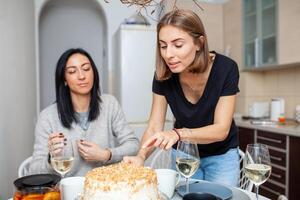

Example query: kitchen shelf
[243,61,300,72]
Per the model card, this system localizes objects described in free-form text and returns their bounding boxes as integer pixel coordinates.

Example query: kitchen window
[243,0,278,68]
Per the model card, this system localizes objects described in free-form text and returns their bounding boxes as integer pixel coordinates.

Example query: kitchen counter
[236,118,300,200]
[235,118,300,137]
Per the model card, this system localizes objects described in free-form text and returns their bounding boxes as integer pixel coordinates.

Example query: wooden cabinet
[238,127,254,152]
[238,127,300,200]
[257,130,287,200]
[289,136,300,200]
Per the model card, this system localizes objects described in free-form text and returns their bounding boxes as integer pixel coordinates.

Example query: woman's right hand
[48,132,65,156]
[123,155,145,167]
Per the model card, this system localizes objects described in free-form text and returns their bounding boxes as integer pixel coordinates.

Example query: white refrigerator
[113,24,174,142]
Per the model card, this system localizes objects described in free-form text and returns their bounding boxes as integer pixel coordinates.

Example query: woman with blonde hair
[124,9,240,186]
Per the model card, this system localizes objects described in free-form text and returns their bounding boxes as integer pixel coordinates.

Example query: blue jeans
[171,147,239,187]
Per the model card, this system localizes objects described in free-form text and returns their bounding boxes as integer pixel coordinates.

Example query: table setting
[155,142,272,200]
[11,142,271,200]
[163,179,270,200]
[155,168,270,200]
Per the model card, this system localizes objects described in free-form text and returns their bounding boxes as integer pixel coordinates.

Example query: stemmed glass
[244,143,272,200]
[175,140,200,194]
[50,139,74,178]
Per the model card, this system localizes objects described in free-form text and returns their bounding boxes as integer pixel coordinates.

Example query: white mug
[155,169,180,198]
[60,176,85,200]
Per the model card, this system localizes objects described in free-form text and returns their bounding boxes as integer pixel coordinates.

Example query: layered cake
[82,162,159,200]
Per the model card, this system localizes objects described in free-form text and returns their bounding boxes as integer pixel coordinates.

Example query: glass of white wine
[176,140,200,195]
[244,143,271,200]
[50,139,74,178]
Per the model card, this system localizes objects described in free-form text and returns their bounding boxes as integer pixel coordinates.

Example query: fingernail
[64,142,67,146]
[80,139,83,142]
[59,133,63,136]
[64,138,67,141]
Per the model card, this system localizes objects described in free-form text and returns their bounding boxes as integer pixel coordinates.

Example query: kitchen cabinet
[238,127,254,151]
[238,127,300,200]
[289,136,300,200]
[257,130,286,200]
[243,0,278,68]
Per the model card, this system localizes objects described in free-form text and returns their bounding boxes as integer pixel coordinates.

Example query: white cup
[60,176,85,200]
[155,169,180,198]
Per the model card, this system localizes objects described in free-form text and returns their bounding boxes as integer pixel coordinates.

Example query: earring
[64,82,67,86]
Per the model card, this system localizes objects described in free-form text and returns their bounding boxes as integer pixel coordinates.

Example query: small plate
[177,181,233,200]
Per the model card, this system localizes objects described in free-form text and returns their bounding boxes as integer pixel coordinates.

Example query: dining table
[8,179,271,200]
[170,179,270,200]
[171,188,270,200]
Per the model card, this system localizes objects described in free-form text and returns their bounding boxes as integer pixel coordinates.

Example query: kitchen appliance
[14,174,61,200]
[270,98,285,121]
[113,24,173,141]
[248,102,270,118]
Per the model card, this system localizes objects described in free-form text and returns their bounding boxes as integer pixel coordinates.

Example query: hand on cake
[142,130,179,150]
[123,155,145,167]
[77,140,111,162]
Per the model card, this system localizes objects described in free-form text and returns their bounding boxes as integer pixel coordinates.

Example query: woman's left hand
[142,130,179,150]
[77,140,111,162]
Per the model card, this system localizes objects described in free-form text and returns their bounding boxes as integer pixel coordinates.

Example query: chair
[239,149,253,191]
[277,195,288,200]
[18,156,32,177]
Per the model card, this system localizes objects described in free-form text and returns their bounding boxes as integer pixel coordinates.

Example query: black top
[152,52,240,157]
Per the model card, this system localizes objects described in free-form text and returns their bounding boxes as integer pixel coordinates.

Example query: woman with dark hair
[124,9,240,186]
[29,48,139,176]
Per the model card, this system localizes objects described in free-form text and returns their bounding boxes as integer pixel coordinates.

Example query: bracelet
[106,148,112,162]
[172,128,181,141]
[47,153,51,164]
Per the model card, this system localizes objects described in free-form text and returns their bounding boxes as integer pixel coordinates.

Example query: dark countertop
[235,118,300,137]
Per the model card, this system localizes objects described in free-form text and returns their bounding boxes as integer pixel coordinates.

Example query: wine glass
[244,143,272,200]
[175,140,200,195]
[50,139,74,178]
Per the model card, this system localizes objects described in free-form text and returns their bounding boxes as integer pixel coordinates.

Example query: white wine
[245,163,271,185]
[51,156,74,175]
[176,157,200,178]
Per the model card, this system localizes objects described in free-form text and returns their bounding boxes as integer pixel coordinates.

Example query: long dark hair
[55,48,101,128]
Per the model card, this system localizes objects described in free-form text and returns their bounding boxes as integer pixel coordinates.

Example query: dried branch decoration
[119,0,153,6]
[104,0,203,20]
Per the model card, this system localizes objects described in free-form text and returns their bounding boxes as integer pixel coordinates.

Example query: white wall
[0,0,36,199]
[0,0,159,198]
[35,0,159,112]
[39,0,106,110]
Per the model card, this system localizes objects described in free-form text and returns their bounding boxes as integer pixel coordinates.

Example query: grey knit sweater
[29,94,139,176]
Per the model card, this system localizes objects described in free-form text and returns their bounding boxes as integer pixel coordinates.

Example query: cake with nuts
[82,162,159,200]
